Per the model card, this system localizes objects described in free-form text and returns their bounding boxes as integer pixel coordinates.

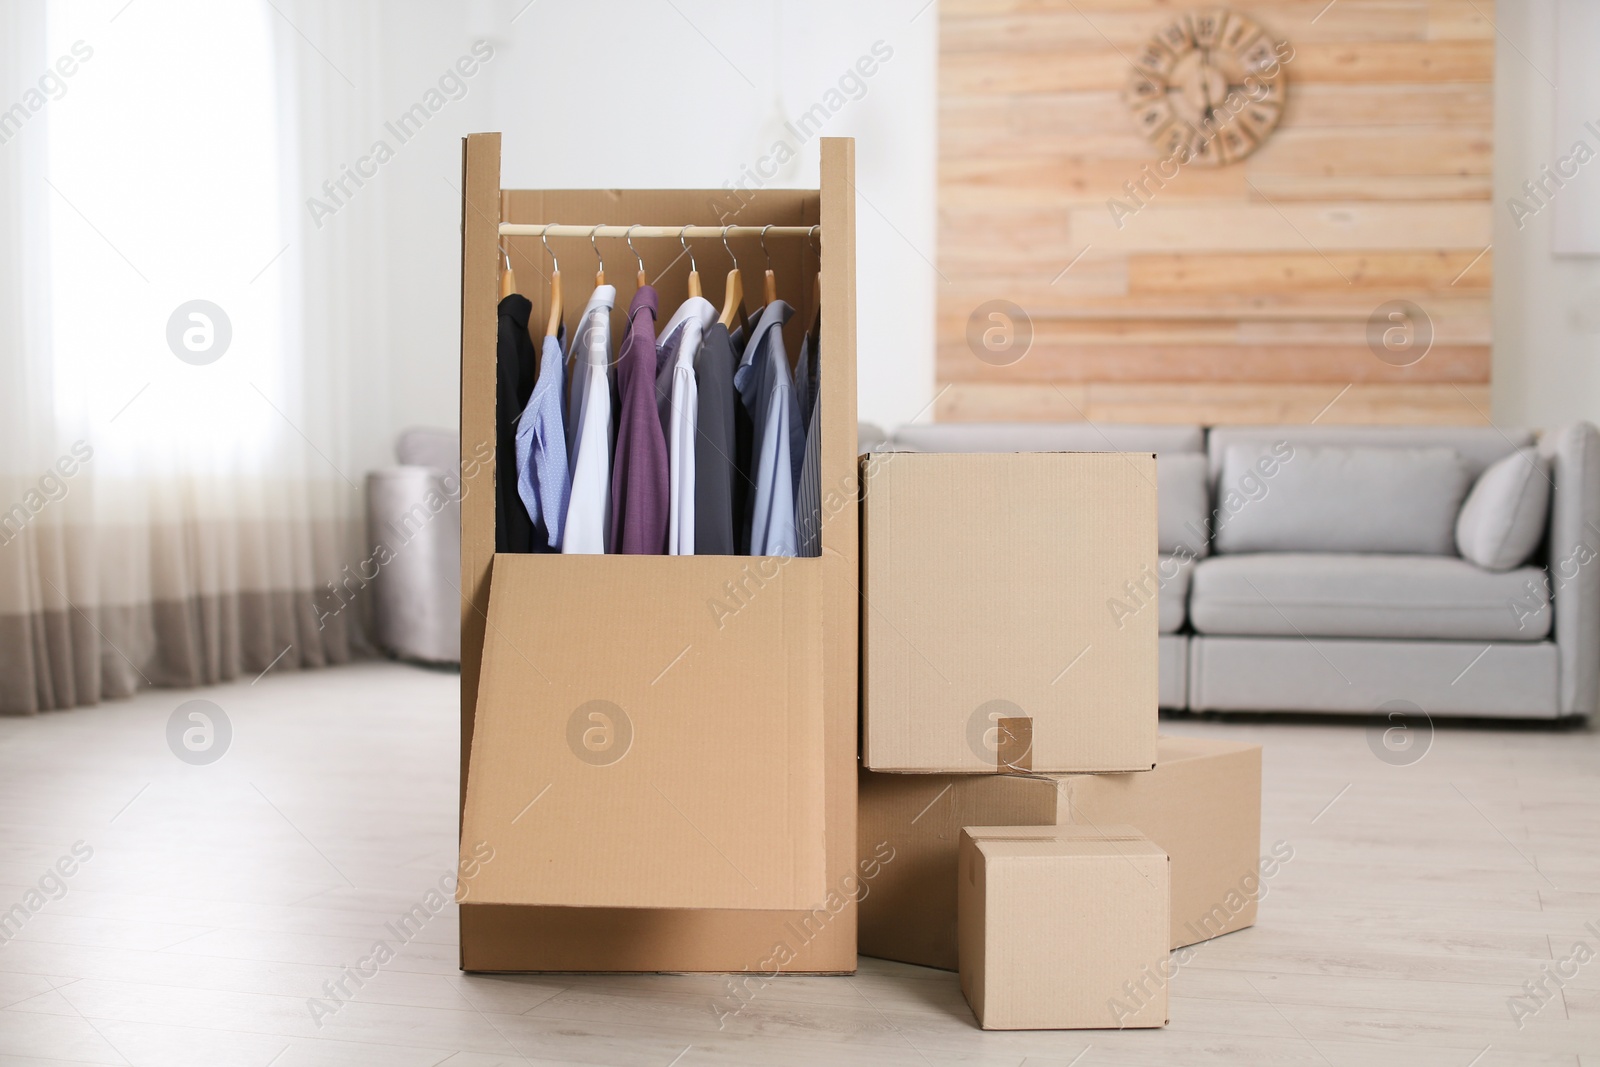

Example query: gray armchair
[365,427,461,664]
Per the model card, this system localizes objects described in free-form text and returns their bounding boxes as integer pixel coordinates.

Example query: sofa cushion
[1456,447,1551,571]
[1214,444,1469,556]
[1190,554,1551,641]
[1158,553,1192,634]
[1158,453,1210,557]
[859,421,890,454]
[1207,425,1535,483]
[889,422,1204,455]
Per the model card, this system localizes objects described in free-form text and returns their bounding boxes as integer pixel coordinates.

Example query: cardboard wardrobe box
[959,824,1169,1030]
[858,734,1261,969]
[860,451,1158,774]
[455,134,861,971]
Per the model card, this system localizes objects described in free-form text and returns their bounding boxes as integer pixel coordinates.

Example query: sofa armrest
[1540,422,1600,716]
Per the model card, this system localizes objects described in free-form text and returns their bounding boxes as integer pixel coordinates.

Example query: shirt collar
[657,296,716,345]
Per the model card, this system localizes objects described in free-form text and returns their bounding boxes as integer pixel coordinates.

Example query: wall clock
[1125,10,1289,166]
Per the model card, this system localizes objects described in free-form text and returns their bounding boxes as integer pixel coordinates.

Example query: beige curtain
[1,0,388,714]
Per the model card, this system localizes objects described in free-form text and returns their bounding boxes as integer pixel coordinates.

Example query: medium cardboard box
[455,135,862,970]
[958,824,1169,1030]
[860,451,1158,773]
[858,765,1063,969]
[858,734,1262,969]
[1066,735,1262,948]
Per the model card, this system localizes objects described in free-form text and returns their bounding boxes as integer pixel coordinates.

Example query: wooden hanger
[590,224,606,286]
[760,224,777,305]
[681,226,701,299]
[542,229,562,338]
[499,243,516,299]
[627,225,647,289]
[717,225,744,330]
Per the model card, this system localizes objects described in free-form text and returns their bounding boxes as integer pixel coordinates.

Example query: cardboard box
[858,765,1063,969]
[461,555,826,910]
[1066,735,1262,948]
[858,735,1262,969]
[958,824,1169,1030]
[456,136,862,969]
[860,451,1158,773]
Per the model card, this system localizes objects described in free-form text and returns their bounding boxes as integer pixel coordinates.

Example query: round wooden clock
[1125,10,1288,166]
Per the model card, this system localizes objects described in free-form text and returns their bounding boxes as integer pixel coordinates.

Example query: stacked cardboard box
[857,450,1264,1029]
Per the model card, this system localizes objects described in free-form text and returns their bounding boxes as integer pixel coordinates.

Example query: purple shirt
[609,286,669,553]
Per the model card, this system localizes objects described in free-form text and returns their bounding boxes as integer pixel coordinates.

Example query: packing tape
[996,716,1033,773]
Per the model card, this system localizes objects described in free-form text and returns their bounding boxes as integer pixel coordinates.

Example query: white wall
[1493,0,1600,430]
[290,0,1600,459]
[370,0,938,449]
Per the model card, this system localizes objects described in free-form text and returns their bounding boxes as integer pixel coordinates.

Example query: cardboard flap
[460,553,827,910]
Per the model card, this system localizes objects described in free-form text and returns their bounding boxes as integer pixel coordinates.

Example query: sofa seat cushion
[1158,553,1192,634]
[1190,554,1551,641]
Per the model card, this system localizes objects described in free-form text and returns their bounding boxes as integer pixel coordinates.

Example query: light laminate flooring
[0,661,1596,1066]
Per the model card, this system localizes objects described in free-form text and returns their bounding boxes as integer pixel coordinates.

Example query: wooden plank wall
[936,0,1494,425]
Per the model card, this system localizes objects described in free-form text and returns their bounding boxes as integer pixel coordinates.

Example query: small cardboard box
[860,451,1158,774]
[958,824,1169,1030]
[858,734,1262,969]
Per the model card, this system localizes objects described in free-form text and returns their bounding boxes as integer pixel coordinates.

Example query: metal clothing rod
[498,224,818,239]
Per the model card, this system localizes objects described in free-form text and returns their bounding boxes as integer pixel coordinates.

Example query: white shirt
[561,285,616,554]
[656,296,715,556]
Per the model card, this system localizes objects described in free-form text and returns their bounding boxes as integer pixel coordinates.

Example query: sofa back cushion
[1456,447,1551,570]
[1207,426,1533,483]
[889,422,1204,455]
[1214,443,1470,555]
[1158,453,1211,557]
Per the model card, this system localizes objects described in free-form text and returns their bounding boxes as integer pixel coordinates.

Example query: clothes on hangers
[795,316,820,431]
[795,326,822,558]
[735,300,802,557]
[610,285,669,554]
[514,327,570,552]
[495,293,538,553]
[562,284,616,554]
[693,320,745,556]
[728,309,759,554]
[655,296,715,556]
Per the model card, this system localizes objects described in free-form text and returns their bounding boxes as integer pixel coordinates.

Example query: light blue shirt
[515,331,570,550]
[734,300,801,556]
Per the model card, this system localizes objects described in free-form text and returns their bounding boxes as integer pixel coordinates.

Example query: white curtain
[0,0,389,713]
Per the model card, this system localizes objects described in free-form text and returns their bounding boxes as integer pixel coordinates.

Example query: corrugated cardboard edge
[814,135,862,971]
[459,132,499,838]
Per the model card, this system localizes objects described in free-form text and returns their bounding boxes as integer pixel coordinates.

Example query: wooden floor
[1,661,1596,1066]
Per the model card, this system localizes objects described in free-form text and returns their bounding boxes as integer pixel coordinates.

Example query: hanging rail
[498,224,817,239]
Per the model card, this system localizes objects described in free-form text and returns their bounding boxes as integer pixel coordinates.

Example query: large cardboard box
[456,135,861,970]
[858,734,1262,968]
[958,825,1169,1030]
[860,451,1158,773]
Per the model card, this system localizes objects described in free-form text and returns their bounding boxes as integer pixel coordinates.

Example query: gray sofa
[861,421,1600,720]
